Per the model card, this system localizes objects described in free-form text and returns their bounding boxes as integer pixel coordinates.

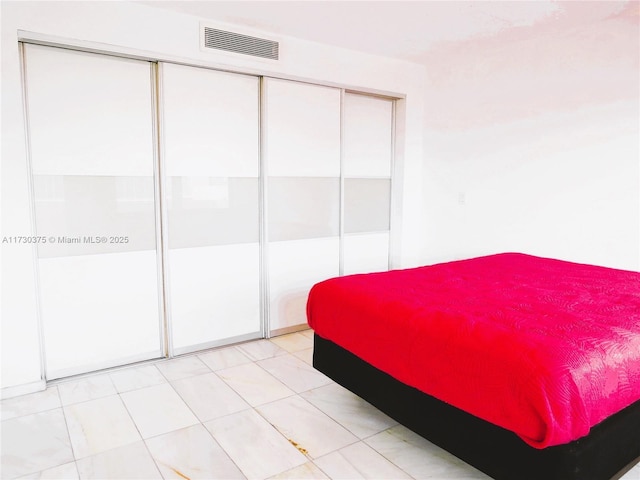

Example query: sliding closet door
[343,93,393,274]
[161,64,261,354]
[24,44,162,379]
[264,79,341,333]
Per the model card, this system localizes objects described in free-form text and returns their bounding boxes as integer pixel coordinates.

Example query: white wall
[421,2,639,271]
[0,1,426,391]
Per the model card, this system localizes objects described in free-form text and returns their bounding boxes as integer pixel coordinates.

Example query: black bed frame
[313,334,640,480]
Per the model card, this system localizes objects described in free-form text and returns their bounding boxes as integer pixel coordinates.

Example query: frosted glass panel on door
[167,177,259,248]
[24,44,162,379]
[161,63,261,353]
[268,177,339,241]
[34,175,156,257]
[344,178,391,234]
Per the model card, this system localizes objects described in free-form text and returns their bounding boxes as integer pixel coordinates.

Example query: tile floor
[1,330,639,480]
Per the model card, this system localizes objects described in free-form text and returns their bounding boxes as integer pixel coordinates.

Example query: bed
[307,253,640,480]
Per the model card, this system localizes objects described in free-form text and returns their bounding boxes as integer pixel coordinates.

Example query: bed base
[313,334,640,480]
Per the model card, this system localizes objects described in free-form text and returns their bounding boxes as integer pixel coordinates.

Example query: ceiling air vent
[203,27,279,60]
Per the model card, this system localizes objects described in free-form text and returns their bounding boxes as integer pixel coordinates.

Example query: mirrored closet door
[24,44,163,379]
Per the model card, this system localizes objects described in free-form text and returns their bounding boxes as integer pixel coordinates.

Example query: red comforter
[307,253,640,448]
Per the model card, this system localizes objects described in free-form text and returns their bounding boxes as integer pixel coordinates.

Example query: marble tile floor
[1,330,639,480]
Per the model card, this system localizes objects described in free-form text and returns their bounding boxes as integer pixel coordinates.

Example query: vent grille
[203,27,279,60]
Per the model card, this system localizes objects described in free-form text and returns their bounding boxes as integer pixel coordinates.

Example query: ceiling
[137,1,635,63]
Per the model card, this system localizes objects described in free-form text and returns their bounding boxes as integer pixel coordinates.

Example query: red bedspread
[307,253,640,448]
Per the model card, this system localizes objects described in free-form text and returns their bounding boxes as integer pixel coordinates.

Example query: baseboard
[269,324,310,337]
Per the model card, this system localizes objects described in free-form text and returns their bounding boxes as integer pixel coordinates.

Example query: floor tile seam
[166,373,253,424]
[0,385,62,417]
[155,355,215,383]
[234,342,258,362]
[109,368,169,394]
[3,454,78,480]
[358,437,419,480]
[235,346,273,363]
[1,390,74,479]
[138,440,165,480]
[111,380,169,396]
[303,458,332,480]
[195,346,253,372]
[3,464,53,480]
[214,360,297,405]
[56,403,82,473]
[315,445,383,479]
[69,435,155,474]
[306,405,393,442]
[278,387,382,440]
[0,403,61,422]
[258,350,321,371]
[252,394,362,462]
[168,368,227,387]
[246,405,317,472]
[107,391,153,452]
[140,428,194,480]
[195,420,250,480]
[229,343,257,364]
[357,424,400,443]
[55,390,121,409]
[130,381,201,437]
[255,355,330,394]
[361,432,418,480]
[252,354,323,392]
[308,434,369,467]
[73,439,164,480]
[177,397,254,425]
[57,373,119,406]
[300,388,400,434]
[267,337,312,355]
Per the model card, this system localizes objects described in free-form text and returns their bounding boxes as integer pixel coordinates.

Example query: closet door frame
[20,42,167,379]
[19,41,47,382]
[158,62,263,357]
[342,91,396,277]
[154,62,172,358]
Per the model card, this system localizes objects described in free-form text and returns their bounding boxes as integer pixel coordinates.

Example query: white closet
[23,44,397,378]
[24,44,163,379]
